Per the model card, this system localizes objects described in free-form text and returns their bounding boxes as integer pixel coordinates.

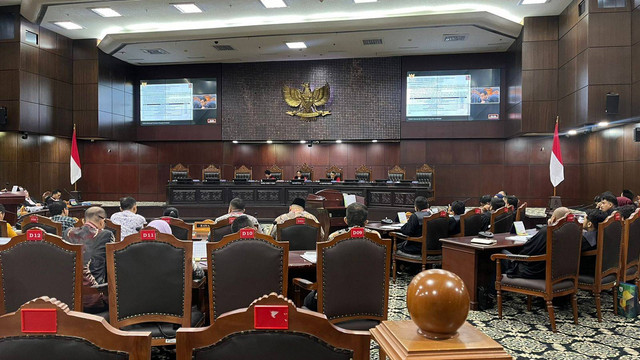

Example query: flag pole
[73,123,77,192]
[553,116,558,198]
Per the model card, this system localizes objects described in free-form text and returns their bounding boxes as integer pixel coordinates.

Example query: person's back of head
[163,207,179,218]
[414,196,429,211]
[119,196,136,211]
[549,207,571,224]
[84,206,107,226]
[231,215,255,233]
[450,201,465,215]
[490,197,505,211]
[48,201,67,216]
[616,204,636,219]
[480,195,491,206]
[585,209,608,230]
[229,197,245,212]
[622,189,635,202]
[506,195,518,208]
[345,203,368,227]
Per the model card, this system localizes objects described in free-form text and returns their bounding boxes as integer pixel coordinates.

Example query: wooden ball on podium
[406,269,470,340]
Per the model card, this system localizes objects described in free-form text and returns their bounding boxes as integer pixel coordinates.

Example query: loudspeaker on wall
[0,107,6,125]
[605,93,619,114]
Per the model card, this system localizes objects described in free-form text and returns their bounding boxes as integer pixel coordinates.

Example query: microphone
[63,188,74,199]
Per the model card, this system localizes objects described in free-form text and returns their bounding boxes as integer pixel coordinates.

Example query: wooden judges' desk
[440,234,525,310]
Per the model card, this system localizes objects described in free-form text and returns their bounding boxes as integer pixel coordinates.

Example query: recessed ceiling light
[598,121,609,127]
[266,140,273,144]
[260,0,287,8]
[90,8,122,17]
[568,129,577,136]
[300,140,307,144]
[286,42,307,49]
[336,140,342,143]
[372,139,378,143]
[53,21,83,30]
[519,0,549,4]
[232,140,238,144]
[172,3,203,13]
[354,0,378,3]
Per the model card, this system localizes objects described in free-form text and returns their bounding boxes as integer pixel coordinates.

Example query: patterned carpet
[151,271,640,360]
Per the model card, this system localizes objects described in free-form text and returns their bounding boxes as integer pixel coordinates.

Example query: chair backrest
[202,164,221,181]
[624,209,640,271]
[103,219,121,242]
[595,212,624,280]
[268,164,283,180]
[490,206,514,234]
[0,297,151,360]
[20,215,62,236]
[299,163,313,180]
[387,165,405,181]
[207,229,288,323]
[176,293,370,360]
[459,208,484,236]
[277,217,322,250]
[107,230,193,329]
[354,165,371,181]
[0,230,82,314]
[515,202,527,222]
[547,214,583,287]
[325,165,342,180]
[317,229,390,324]
[422,211,450,251]
[171,163,190,181]
[234,165,252,180]
[208,217,236,242]
[159,217,193,241]
[415,163,434,189]
[0,220,7,237]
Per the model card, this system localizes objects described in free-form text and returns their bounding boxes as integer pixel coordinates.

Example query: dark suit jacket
[449,215,461,235]
[481,212,491,231]
[398,210,432,254]
[506,227,548,279]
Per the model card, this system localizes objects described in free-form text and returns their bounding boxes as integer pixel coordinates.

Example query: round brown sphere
[406,269,470,340]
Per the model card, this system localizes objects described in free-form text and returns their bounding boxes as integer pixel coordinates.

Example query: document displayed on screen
[141,83,193,122]
[407,75,470,117]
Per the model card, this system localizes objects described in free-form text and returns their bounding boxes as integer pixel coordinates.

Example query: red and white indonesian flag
[70,127,82,185]
[549,121,564,187]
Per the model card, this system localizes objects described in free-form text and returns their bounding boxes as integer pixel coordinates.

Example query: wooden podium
[0,191,26,225]
[371,321,512,360]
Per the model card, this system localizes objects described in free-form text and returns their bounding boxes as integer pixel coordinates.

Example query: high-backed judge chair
[0,297,152,360]
[170,163,190,181]
[491,214,582,332]
[176,293,370,360]
[276,217,322,250]
[0,220,7,237]
[158,217,193,241]
[325,165,343,180]
[293,229,390,331]
[104,219,121,241]
[234,165,252,180]
[299,162,313,180]
[387,165,406,181]
[267,164,284,180]
[578,212,623,321]
[415,163,434,189]
[0,230,82,314]
[208,217,236,242]
[354,165,372,181]
[206,228,288,323]
[20,214,62,236]
[202,164,221,181]
[107,230,204,346]
[458,208,485,237]
[620,208,640,287]
[390,212,449,281]
[490,206,515,234]
[516,202,528,222]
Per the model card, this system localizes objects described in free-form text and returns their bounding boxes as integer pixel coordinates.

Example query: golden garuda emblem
[283,82,331,119]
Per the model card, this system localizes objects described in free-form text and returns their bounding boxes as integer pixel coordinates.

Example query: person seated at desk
[506,195,518,209]
[49,200,76,234]
[230,215,257,233]
[214,197,261,232]
[621,189,635,204]
[329,171,341,182]
[597,192,617,216]
[0,204,17,238]
[579,209,609,276]
[616,204,637,219]
[293,170,307,180]
[395,196,432,255]
[304,203,380,310]
[616,196,634,208]
[45,189,62,207]
[64,206,114,313]
[264,170,276,180]
[163,206,180,218]
[448,200,465,235]
[479,194,492,214]
[503,207,571,279]
[21,189,43,212]
[481,197,506,231]
[270,197,324,240]
[110,196,147,240]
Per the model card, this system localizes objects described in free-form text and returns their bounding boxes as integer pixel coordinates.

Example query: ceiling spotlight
[336,140,342,143]
[53,21,83,30]
[597,121,609,127]
[299,140,307,144]
[172,3,203,13]
[90,8,122,17]
[260,0,287,8]
[286,42,307,49]
[568,130,577,136]
[266,140,273,144]
[354,0,377,3]
[519,0,549,4]
[232,140,238,144]
[372,139,378,143]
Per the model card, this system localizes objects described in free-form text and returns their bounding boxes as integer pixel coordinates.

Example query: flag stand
[549,187,562,211]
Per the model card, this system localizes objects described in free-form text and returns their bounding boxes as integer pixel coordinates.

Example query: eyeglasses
[97,215,105,220]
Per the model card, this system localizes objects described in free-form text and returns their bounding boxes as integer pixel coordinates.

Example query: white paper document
[192,241,208,260]
[343,194,357,207]
[397,212,408,224]
[301,251,317,263]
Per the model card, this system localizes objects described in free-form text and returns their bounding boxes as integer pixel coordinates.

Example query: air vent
[398,46,418,49]
[213,44,235,51]
[140,48,169,55]
[443,34,467,42]
[187,56,205,59]
[362,38,383,45]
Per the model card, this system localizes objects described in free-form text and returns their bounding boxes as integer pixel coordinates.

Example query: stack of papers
[192,241,208,260]
[301,251,317,263]
[0,237,11,245]
[470,238,497,245]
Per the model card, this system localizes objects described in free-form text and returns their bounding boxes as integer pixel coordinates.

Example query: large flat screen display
[406,69,500,121]
[140,78,217,126]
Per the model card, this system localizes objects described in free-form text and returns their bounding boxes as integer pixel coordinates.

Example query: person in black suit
[597,193,617,216]
[45,189,62,207]
[479,194,492,213]
[481,197,505,231]
[448,200,465,235]
[579,209,609,276]
[396,196,432,255]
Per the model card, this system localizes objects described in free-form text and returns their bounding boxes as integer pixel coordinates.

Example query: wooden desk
[371,320,512,360]
[366,221,402,238]
[0,192,25,225]
[440,234,525,310]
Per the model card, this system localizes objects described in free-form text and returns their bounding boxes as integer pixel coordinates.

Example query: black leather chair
[234,165,252,180]
[515,202,528,222]
[176,293,370,360]
[490,206,515,234]
[621,208,640,287]
[276,217,322,250]
[0,297,151,360]
[20,215,62,236]
[491,214,582,332]
[415,164,434,189]
[104,219,121,241]
[0,220,8,237]
[387,165,405,181]
[106,230,203,346]
[0,230,82,314]
[354,165,371,181]
[458,208,484,237]
[208,217,235,242]
[207,229,288,323]
[158,217,193,241]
